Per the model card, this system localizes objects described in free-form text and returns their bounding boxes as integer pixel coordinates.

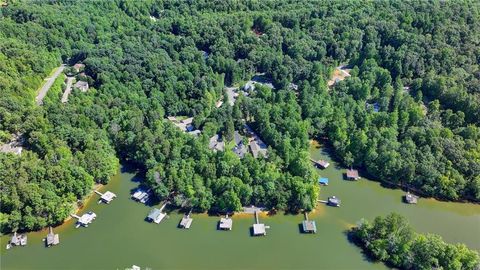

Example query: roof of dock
[180,216,193,228]
[253,223,266,235]
[346,169,359,179]
[302,220,317,232]
[219,217,233,229]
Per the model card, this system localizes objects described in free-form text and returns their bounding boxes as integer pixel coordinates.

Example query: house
[46,227,59,247]
[244,81,255,91]
[188,129,201,137]
[74,80,89,92]
[346,169,360,180]
[249,140,267,158]
[289,83,299,91]
[219,215,233,230]
[73,63,85,73]
[147,208,166,224]
[209,134,225,152]
[318,177,329,186]
[327,196,341,207]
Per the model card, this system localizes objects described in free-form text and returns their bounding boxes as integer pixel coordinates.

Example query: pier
[6,232,27,249]
[252,211,269,236]
[45,227,59,247]
[95,190,117,204]
[219,214,233,230]
[179,211,193,229]
[71,211,97,228]
[132,187,151,204]
[146,203,168,224]
[302,212,317,233]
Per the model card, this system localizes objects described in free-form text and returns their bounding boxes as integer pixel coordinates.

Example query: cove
[1,142,479,270]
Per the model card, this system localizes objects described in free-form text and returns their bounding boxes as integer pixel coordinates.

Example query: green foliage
[351,213,480,270]
[1,0,479,233]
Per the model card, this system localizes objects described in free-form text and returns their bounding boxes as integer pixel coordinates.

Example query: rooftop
[179,216,193,229]
[253,223,266,236]
[219,217,233,230]
[346,169,360,179]
[302,220,317,233]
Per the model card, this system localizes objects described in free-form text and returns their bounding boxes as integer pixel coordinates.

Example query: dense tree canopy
[0,0,479,233]
[351,213,480,270]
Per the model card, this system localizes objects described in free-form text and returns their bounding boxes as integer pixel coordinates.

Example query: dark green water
[1,141,479,270]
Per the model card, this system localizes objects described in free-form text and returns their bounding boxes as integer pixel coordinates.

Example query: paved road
[61,77,74,103]
[36,64,65,105]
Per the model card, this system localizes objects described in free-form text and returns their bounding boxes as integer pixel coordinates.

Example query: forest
[350,213,480,270]
[0,0,479,233]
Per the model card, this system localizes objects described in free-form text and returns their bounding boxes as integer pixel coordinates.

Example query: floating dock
[147,203,167,224]
[219,214,233,230]
[45,227,59,247]
[252,211,269,236]
[302,212,317,233]
[72,211,97,228]
[95,190,117,204]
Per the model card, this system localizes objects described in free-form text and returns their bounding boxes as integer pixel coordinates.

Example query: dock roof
[346,169,360,179]
[180,216,193,229]
[302,220,317,233]
[147,208,162,220]
[253,223,266,236]
[219,217,233,230]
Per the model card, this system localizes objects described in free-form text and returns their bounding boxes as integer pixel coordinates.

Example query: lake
[1,141,479,270]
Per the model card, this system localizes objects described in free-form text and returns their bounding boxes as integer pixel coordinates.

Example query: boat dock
[252,211,269,236]
[71,211,97,228]
[95,190,117,204]
[146,203,168,224]
[219,214,233,230]
[6,232,27,249]
[132,188,151,204]
[310,158,330,169]
[404,192,418,204]
[179,211,193,229]
[302,212,317,233]
[45,227,59,247]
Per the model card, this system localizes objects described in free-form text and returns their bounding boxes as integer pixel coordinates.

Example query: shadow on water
[344,230,380,264]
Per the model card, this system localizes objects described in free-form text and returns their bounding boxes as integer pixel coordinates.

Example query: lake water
[1,141,479,270]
